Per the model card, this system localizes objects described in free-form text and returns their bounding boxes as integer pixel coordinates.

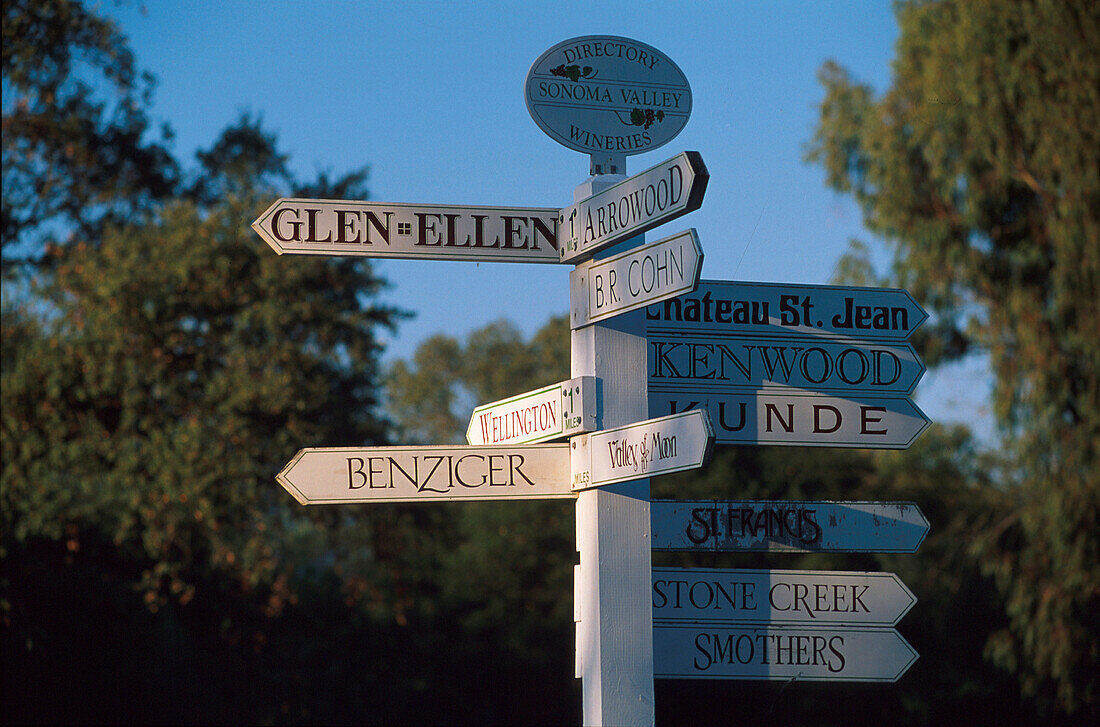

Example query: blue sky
[98,0,994,441]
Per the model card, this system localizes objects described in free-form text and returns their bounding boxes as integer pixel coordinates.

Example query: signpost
[256,31,931,726]
[559,151,708,262]
[252,199,561,263]
[646,279,928,341]
[650,500,930,553]
[570,409,713,491]
[570,229,703,328]
[650,391,931,448]
[653,624,918,682]
[652,568,916,627]
[466,377,596,446]
[276,444,572,505]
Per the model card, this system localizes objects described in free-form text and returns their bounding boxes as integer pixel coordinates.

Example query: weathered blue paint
[654,623,918,682]
[652,567,917,626]
[651,500,929,553]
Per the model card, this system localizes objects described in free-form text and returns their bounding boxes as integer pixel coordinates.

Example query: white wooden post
[572,171,655,727]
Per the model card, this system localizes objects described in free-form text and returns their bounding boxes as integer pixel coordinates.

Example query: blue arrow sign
[645,279,928,341]
[651,500,930,553]
[648,333,925,395]
[649,391,931,449]
[654,624,918,682]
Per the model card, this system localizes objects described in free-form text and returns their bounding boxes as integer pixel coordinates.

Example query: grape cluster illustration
[551,64,596,82]
[629,108,665,130]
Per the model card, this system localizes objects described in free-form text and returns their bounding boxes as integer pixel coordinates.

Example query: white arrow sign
[646,279,928,341]
[649,392,930,449]
[253,199,561,263]
[570,409,713,491]
[648,333,925,396]
[652,568,916,627]
[570,229,702,328]
[559,151,708,263]
[654,624,918,682]
[466,377,596,446]
[277,444,572,504]
[651,500,930,553]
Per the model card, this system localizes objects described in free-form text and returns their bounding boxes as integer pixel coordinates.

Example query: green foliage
[0,173,413,697]
[387,316,570,444]
[2,4,424,718]
[383,316,580,723]
[0,180,441,723]
[807,0,1100,715]
[6,0,1095,722]
[2,0,130,92]
[188,112,294,205]
[2,0,178,265]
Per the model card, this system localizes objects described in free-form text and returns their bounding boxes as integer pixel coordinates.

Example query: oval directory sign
[525,35,692,157]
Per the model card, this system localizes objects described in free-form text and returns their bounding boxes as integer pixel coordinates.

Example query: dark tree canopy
[2,0,179,264]
[386,317,571,445]
[1,3,415,723]
[808,0,1099,715]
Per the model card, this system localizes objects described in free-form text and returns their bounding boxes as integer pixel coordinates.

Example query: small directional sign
[649,391,931,449]
[277,444,572,505]
[646,279,928,341]
[559,151,708,263]
[570,409,713,491]
[466,377,596,446]
[651,500,930,553]
[653,623,918,682]
[648,333,925,395]
[570,229,702,328]
[253,199,560,263]
[652,568,917,627]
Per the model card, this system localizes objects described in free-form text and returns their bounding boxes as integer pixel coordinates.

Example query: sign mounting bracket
[590,152,626,176]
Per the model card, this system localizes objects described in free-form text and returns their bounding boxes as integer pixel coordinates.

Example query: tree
[807,0,1099,715]
[2,0,178,267]
[3,5,424,720]
[187,111,294,206]
[387,317,571,444]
